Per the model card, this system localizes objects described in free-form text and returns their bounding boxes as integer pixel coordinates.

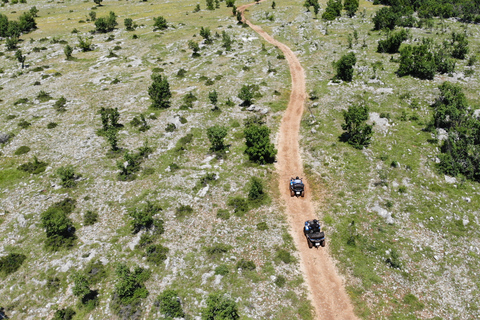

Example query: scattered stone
[0,132,10,144]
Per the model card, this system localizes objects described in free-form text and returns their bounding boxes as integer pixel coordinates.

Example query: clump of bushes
[111,264,150,318]
[128,201,163,233]
[236,258,256,271]
[40,198,77,250]
[145,244,169,265]
[175,204,193,220]
[0,253,27,277]
[17,155,47,174]
[14,145,30,155]
[56,165,78,188]
[83,210,98,226]
[202,292,240,320]
[227,196,249,216]
[157,289,184,318]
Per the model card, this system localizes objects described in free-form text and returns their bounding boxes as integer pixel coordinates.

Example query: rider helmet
[296,176,299,179]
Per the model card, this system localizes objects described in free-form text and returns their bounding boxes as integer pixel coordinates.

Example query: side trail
[238,2,358,319]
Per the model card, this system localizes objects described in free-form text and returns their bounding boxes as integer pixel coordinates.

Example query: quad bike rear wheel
[301,191,304,197]
[307,238,313,248]
[320,240,325,247]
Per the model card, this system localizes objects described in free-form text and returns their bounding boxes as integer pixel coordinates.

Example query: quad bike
[303,220,325,248]
[290,177,305,197]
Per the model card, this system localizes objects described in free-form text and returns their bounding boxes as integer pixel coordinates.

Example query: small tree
[272,1,276,9]
[226,0,235,7]
[93,0,102,6]
[15,49,26,69]
[158,290,184,318]
[322,0,342,20]
[244,124,277,164]
[377,29,408,54]
[238,84,254,106]
[117,151,141,181]
[89,11,96,21]
[236,10,242,24]
[206,0,214,10]
[207,125,228,151]
[105,128,119,151]
[200,26,212,44]
[341,104,373,149]
[335,52,356,82]
[188,40,200,57]
[29,6,39,17]
[344,0,359,17]
[57,165,77,188]
[451,32,469,60]
[202,292,239,320]
[124,18,135,31]
[222,31,232,51]
[248,176,264,202]
[64,44,73,60]
[6,37,19,51]
[77,36,93,52]
[148,74,171,109]
[153,16,168,30]
[208,90,218,106]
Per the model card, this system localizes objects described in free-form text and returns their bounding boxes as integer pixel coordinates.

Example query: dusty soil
[239,2,358,319]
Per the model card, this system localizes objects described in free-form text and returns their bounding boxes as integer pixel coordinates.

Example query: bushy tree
[124,18,135,31]
[148,74,171,109]
[244,124,277,164]
[322,0,342,20]
[93,0,102,6]
[206,0,214,10]
[77,36,93,52]
[18,12,37,33]
[64,44,73,60]
[153,16,168,30]
[372,7,399,30]
[158,290,184,318]
[40,198,77,250]
[207,125,228,151]
[188,40,200,57]
[335,52,356,82]
[117,151,141,180]
[200,26,212,44]
[397,44,436,80]
[0,253,27,277]
[341,104,373,149]
[226,0,235,7]
[15,49,26,69]
[344,0,359,17]
[248,176,265,202]
[95,11,117,33]
[222,31,233,51]
[202,292,239,320]
[208,90,218,106]
[377,29,408,54]
[128,201,163,233]
[112,264,150,316]
[451,32,468,60]
[53,307,75,320]
[431,82,469,130]
[238,84,254,106]
[57,165,77,188]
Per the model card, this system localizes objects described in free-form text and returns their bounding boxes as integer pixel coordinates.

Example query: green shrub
[274,275,286,287]
[397,44,436,80]
[174,133,194,152]
[341,105,373,149]
[216,209,230,220]
[84,260,106,284]
[165,123,176,132]
[236,258,256,271]
[52,307,75,320]
[202,292,239,320]
[206,243,232,257]
[14,98,29,105]
[207,125,228,151]
[145,244,169,265]
[128,201,163,233]
[215,264,229,276]
[14,145,30,155]
[256,221,268,231]
[111,264,150,316]
[95,11,117,33]
[175,204,193,220]
[17,119,31,129]
[335,52,356,82]
[244,124,277,164]
[54,96,67,112]
[83,210,98,226]
[37,90,52,102]
[17,156,47,174]
[40,198,76,250]
[153,16,168,30]
[248,177,265,202]
[56,165,77,188]
[227,196,249,216]
[386,248,401,269]
[47,122,58,129]
[0,253,27,277]
[117,151,142,181]
[403,293,424,311]
[398,185,407,193]
[137,233,155,248]
[149,74,171,109]
[377,29,408,54]
[157,289,184,318]
[276,249,294,264]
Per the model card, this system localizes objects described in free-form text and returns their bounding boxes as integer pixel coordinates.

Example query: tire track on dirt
[238,2,358,319]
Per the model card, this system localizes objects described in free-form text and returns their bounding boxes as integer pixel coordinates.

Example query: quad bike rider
[303,219,326,248]
[290,176,305,197]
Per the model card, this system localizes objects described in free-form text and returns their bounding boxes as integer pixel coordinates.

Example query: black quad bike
[290,178,305,197]
[303,220,325,248]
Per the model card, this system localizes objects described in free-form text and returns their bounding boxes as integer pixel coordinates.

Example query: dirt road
[238,3,358,319]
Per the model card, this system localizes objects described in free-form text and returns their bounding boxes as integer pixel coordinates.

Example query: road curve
[237,2,358,319]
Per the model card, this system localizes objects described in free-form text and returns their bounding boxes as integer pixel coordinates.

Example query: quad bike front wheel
[301,191,305,197]
[320,240,325,247]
